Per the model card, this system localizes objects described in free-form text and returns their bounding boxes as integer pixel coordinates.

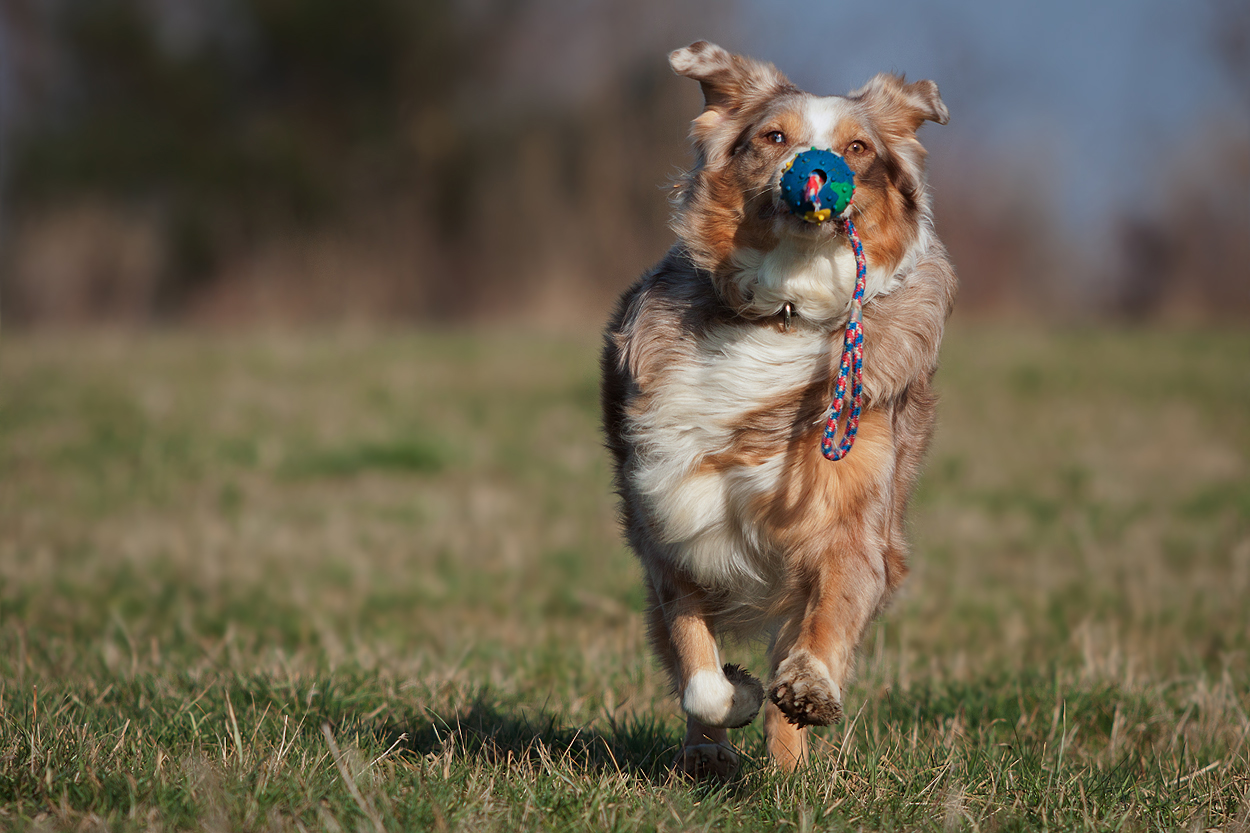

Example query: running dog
[601,41,956,777]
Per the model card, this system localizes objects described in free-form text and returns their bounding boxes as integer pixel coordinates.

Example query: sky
[735,0,1247,232]
[491,0,1246,244]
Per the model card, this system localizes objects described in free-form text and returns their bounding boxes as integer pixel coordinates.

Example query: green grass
[1,323,1248,831]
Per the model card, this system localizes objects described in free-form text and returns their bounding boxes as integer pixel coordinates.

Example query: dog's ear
[851,73,950,132]
[851,73,948,200]
[670,41,794,167]
[904,78,950,126]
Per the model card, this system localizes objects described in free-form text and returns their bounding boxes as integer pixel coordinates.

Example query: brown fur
[601,41,956,777]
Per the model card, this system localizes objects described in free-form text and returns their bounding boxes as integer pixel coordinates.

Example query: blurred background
[0,0,1246,329]
[1,7,1248,824]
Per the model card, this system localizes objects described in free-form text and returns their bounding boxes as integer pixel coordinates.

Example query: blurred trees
[0,1,1245,326]
[1109,129,1249,319]
[4,0,466,320]
[2,0,705,325]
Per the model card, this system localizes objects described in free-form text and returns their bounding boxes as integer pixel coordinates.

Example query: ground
[1,322,1248,831]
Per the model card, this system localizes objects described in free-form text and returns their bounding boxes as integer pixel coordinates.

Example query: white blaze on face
[801,96,855,150]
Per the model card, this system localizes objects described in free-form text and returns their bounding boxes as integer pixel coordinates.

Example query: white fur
[628,323,831,589]
[729,234,904,324]
[682,668,761,728]
[729,238,857,323]
[682,669,735,725]
[802,96,856,146]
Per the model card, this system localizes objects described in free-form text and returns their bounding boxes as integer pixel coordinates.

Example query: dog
[600,41,957,778]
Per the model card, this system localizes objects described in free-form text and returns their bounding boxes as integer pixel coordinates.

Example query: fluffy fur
[601,41,957,777]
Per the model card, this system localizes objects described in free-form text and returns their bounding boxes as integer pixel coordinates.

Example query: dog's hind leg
[764,700,808,770]
[882,379,937,598]
[763,619,809,769]
[646,574,764,779]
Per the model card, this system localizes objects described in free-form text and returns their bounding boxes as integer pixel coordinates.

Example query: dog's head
[669,41,948,317]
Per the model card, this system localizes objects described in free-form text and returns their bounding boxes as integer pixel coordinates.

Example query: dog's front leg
[647,574,764,779]
[766,535,887,769]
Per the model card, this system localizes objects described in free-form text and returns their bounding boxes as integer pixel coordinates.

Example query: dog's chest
[625,324,833,585]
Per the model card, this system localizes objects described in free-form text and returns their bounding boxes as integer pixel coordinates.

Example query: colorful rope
[820,218,867,462]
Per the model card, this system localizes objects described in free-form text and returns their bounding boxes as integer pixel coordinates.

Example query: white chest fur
[626,323,831,590]
[729,233,906,325]
[625,229,927,592]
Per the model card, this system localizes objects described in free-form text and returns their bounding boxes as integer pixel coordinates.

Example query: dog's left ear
[852,73,950,133]
[852,74,948,199]
[670,41,794,167]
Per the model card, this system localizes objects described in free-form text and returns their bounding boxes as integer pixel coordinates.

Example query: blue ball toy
[779,148,855,223]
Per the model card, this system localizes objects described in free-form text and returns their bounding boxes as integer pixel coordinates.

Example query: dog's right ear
[670,41,793,167]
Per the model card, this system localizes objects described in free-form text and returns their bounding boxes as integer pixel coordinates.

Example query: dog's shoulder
[602,246,717,459]
[603,246,726,388]
[860,237,958,404]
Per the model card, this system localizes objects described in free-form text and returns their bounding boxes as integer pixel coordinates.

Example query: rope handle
[820,218,867,462]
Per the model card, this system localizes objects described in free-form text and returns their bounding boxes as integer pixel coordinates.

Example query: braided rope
[820,218,867,462]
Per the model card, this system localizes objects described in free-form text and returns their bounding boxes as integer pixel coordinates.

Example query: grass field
[2,322,1248,831]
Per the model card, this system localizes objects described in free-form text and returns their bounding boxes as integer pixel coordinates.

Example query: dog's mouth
[765,194,845,238]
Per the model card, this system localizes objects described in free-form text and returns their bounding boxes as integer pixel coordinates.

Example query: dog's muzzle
[779,148,855,224]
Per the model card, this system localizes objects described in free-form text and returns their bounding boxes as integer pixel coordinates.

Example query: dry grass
[1,322,1247,830]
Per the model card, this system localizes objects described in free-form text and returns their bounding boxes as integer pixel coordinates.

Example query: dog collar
[780,301,795,332]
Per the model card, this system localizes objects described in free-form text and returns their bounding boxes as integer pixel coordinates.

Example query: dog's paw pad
[769,653,843,727]
[674,742,740,781]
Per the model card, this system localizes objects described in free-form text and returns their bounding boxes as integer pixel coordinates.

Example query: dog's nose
[780,148,855,223]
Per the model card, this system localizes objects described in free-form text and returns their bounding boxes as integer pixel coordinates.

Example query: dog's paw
[769,650,843,727]
[720,663,765,728]
[674,742,740,782]
[682,664,764,728]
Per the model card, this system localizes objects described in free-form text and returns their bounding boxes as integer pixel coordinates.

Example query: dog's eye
[764,130,787,144]
[847,140,868,155]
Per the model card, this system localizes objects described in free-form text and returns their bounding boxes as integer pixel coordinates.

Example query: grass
[1,321,1248,831]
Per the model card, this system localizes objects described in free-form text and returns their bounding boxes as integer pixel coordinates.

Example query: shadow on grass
[383,698,681,782]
